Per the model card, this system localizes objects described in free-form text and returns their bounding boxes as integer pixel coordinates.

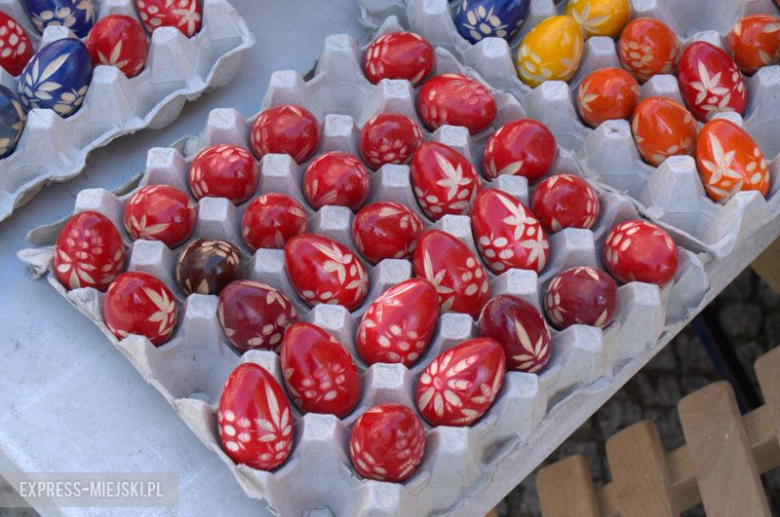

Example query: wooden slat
[678,381,771,517]
[605,421,676,516]
[751,237,780,294]
[537,455,600,517]
[755,347,780,445]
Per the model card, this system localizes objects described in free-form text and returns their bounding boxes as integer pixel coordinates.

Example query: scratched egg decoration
[0,85,25,158]
[515,15,583,87]
[453,0,530,44]
[24,0,97,38]
[564,0,631,39]
[19,38,93,118]
[0,11,35,76]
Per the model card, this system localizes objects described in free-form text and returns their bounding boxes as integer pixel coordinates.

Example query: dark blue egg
[23,0,96,38]
[453,0,531,44]
[0,84,25,158]
[18,38,93,117]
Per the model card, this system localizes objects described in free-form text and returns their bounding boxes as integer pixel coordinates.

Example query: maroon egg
[544,267,618,330]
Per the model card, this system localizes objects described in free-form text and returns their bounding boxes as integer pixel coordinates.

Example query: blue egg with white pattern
[454,0,531,44]
[19,38,93,118]
[23,0,96,38]
[0,85,26,158]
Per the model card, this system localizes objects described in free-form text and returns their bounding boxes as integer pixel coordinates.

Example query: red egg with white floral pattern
[356,278,439,367]
[0,11,34,76]
[188,144,259,205]
[576,67,640,128]
[410,141,480,221]
[359,112,424,170]
[544,267,617,330]
[728,15,780,75]
[417,74,496,134]
[472,189,549,274]
[416,337,505,426]
[303,151,370,211]
[602,220,679,286]
[678,41,747,122]
[482,119,557,182]
[123,184,196,248]
[284,234,369,312]
[218,363,293,471]
[250,105,320,163]
[104,271,177,345]
[478,294,552,373]
[349,404,425,482]
[135,0,202,37]
[413,229,490,318]
[241,193,308,251]
[352,201,424,263]
[530,174,600,233]
[618,18,680,83]
[86,14,148,77]
[54,211,125,291]
[218,280,299,352]
[363,31,435,86]
[280,322,361,417]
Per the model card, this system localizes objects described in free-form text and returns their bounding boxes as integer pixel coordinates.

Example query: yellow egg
[515,15,584,87]
[564,0,631,39]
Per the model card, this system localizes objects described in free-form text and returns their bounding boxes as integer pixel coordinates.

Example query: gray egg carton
[358,0,780,259]
[18,33,709,516]
[0,0,254,222]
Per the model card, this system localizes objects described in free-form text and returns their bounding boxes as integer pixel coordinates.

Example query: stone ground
[2,269,779,516]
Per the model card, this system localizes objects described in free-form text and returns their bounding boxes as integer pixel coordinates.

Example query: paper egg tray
[358,0,780,259]
[0,0,254,222]
[18,34,710,516]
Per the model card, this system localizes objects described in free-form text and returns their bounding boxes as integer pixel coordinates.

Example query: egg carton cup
[18,32,710,517]
[0,0,254,223]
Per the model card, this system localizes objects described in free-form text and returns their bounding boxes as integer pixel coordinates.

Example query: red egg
[478,294,552,373]
[123,185,197,248]
[544,267,618,329]
[104,271,177,345]
[280,322,361,417]
[303,151,370,211]
[356,278,439,367]
[363,31,435,86]
[602,220,679,286]
[352,201,424,263]
[135,0,202,37]
[188,144,259,205]
[417,74,496,134]
[530,174,600,233]
[728,14,780,75]
[482,119,557,182]
[359,112,424,170]
[416,337,505,426]
[413,229,490,317]
[349,404,426,482]
[54,211,125,291]
[472,189,550,274]
[576,67,640,128]
[218,363,293,471]
[241,193,308,251]
[0,11,34,76]
[284,234,369,311]
[250,105,320,163]
[86,14,148,77]
[678,41,747,122]
[410,141,480,221]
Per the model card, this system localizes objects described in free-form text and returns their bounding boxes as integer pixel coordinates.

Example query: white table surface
[0,1,365,515]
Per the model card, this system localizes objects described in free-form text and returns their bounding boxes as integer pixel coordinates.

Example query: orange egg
[728,14,780,75]
[618,18,680,83]
[695,119,769,202]
[577,67,640,128]
[631,96,698,166]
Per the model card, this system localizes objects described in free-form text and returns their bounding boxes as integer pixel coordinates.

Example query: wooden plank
[751,236,780,294]
[537,455,600,517]
[605,421,676,516]
[484,507,499,517]
[678,381,771,517]
[755,347,780,445]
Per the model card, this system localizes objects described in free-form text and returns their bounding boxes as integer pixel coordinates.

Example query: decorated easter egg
[564,0,631,39]
[516,15,583,87]
[728,14,780,75]
[188,144,259,205]
[453,0,530,44]
[241,193,308,251]
[85,14,148,77]
[250,105,320,163]
[530,174,600,232]
[631,96,698,166]
[19,38,93,117]
[303,151,370,211]
[359,112,424,170]
[123,184,197,248]
[0,11,34,76]
[417,74,496,134]
[544,267,618,329]
[135,0,202,37]
[363,31,435,86]
[24,0,96,38]
[618,17,680,83]
[482,118,557,181]
[104,271,177,345]
[175,239,244,295]
[352,201,424,263]
[576,67,640,128]
[602,220,678,285]
[0,85,25,158]
[678,41,747,122]
[695,119,769,203]
[410,141,480,220]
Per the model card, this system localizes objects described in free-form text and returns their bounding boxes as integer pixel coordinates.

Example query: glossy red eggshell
[602,220,679,286]
[123,184,197,248]
[417,74,496,134]
[241,193,308,251]
[544,267,618,330]
[410,141,480,221]
[188,144,259,205]
[250,105,320,163]
[359,112,424,170]
[363,31,435,86]
[303,151,370,211]
[135,0,202,37]
[482,119,557,182]
[104,271,177,345]
[678,41,747,122]
[86,14,148,77]
[0,11,35,76]
[530,174,600,233]
[352,201,424,263]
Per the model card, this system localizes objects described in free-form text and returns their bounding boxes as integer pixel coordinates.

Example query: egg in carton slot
[18,32,709,516]
[0,0,254,223]
[357,0,780,260]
